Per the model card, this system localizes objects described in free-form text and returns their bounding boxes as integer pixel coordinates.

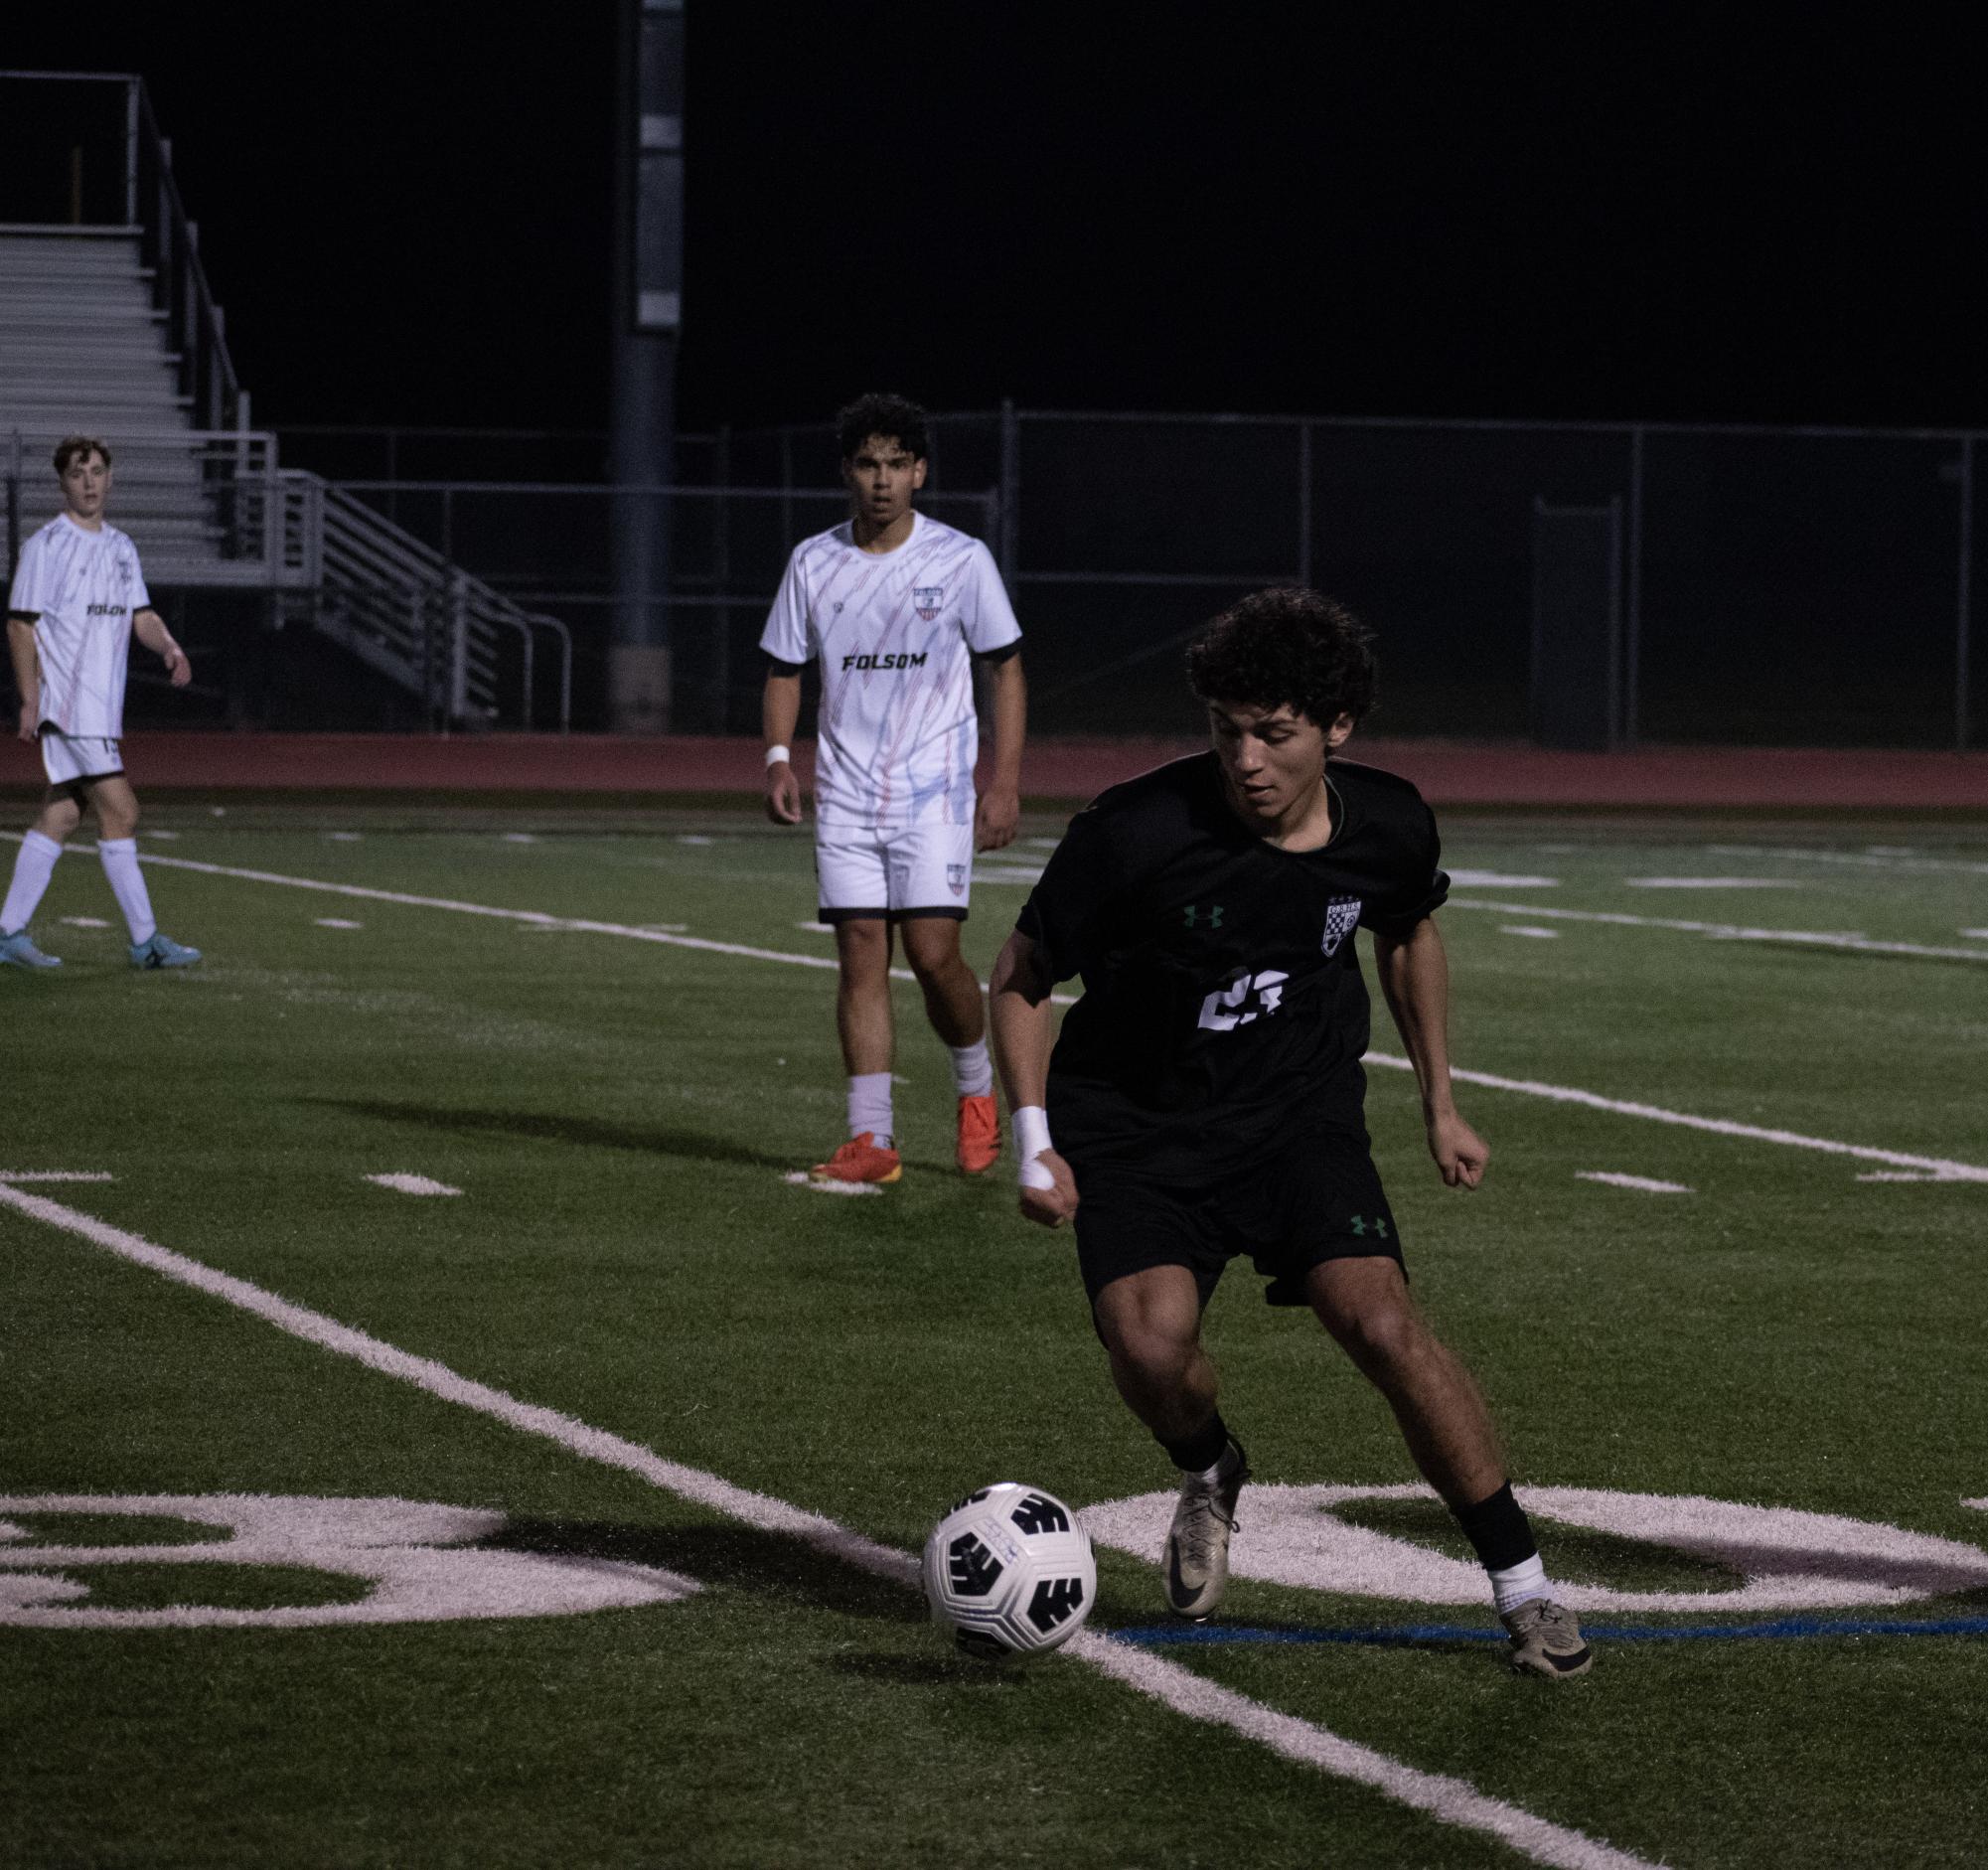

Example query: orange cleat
[811,1133,902,1185]
[956,1093,1001,1175]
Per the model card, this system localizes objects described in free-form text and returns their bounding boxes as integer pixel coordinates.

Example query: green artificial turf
[2,806,1985,1867]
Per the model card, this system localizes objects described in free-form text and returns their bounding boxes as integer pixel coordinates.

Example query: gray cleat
[0,927,62,969]
[1501,1598,1594,1678]
[130,931,202,969]
[1161,1439,1249,1620]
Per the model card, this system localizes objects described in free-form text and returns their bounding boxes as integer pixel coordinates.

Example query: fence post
[448,571,470,721]
[1297,419,1312,587]
[124,78,139,226]
[1958,434,1975,752]
[1624,424,1644,747]
[998,398,1020,586]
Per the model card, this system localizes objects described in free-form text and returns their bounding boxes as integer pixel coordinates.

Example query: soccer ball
[921,1482,1096,1661]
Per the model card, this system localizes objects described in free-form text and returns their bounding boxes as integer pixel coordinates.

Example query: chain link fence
[306,411,1981,746]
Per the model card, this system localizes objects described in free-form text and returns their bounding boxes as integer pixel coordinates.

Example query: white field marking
[1448,869,1558,887]
[1362,1049,1988,1184]
[1962,929,1988,942]
[780,1170,883,1199]
[326,832,362,843]
[1965,1499,1988,1513]
[796,920,834,934]
[1069,1630,1652,1869]
[973,861,1045,885]
[1449,897,1988,964]
[1498,925,1562,940]
[0,1493,695,1629]
[500,833,538,845]
[1083,1482,1988,1614]
[111,848,1988,1183]
[315,918,364,930]
[1856,1170,1965,1183]
[0,1170,113,1183]
[677,835,714,847]
[1576,1171,1693,1194]
[365,1173,463,1197]
[1624,876,1800,890]
[60,916,111,928]
[0,1183,1655,1870]
[209,807,227,818]
[141,829,180,841]
[1710,843,1988,878]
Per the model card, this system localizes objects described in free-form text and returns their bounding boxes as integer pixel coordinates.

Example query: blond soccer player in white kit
[1,435,202,970]
[761,394,1026,1184]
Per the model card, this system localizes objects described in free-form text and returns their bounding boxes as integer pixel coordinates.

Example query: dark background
[6,6,1987,437]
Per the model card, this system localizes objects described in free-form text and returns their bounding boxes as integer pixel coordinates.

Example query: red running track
[13,731,1988,810]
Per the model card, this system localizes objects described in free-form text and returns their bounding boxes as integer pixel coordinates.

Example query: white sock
[1488,1553,1550,1616]
[948,1039,994,1098]
[2,830,63,934]
[97,838,157,945]
[847,1071,894,1149]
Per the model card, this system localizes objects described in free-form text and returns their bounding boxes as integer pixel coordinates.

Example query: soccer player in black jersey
[988,588,1591,1679]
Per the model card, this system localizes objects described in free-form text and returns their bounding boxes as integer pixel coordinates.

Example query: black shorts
[1071,1129,1403,1312]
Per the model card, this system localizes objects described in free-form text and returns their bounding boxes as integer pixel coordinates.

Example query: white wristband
[1013,1105,1056,1190]
[764,744,791,768]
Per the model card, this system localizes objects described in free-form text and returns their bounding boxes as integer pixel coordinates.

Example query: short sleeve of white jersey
[8,529,51,616]
[120,535,151,614]
[758,547,814,664]
[958,542,1022,655]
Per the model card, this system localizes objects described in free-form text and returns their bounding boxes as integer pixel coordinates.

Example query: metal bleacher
[0,72,568,728]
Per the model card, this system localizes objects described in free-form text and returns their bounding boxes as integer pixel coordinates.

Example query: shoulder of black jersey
[1078,750,1216,823]
[1327,755,1432,813]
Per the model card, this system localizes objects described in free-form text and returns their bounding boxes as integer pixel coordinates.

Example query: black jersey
[1015,752,1448,1180]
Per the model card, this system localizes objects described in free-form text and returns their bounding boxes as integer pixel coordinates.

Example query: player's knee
[1320,1294,1425,1376]
[1102,1316,1197,1391]
[41,797,81,840]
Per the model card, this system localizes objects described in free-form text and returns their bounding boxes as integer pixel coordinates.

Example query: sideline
[0,1179,1654,1870]
[117,848,1988,1185]
[1447,897,1988,964]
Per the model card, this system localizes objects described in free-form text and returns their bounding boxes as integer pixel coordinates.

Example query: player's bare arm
[761,667,804,825]
[1371,916,1488,1189]
[988,927,1079,1225]
[974,652,1026,853]
[7,614,40,739]
[132,609,191,688]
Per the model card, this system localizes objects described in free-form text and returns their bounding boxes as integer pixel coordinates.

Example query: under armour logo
[1347,1215,1390,1239]
[1182,904,1224,930]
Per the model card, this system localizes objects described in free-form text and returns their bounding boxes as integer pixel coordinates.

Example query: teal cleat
[0,927,62,969]
[130,931,202,969]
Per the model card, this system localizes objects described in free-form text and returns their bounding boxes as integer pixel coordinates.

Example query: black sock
[1453,1481,1538,1573]
[1158,1412,1233,1475]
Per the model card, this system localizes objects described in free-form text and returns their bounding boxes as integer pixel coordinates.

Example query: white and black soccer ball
[921,1482,1096,1661]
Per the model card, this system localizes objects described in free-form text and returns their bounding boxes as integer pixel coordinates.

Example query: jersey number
[1197,968,1291,1032]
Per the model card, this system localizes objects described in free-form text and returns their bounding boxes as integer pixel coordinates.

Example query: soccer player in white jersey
[760,394,1026,1184]
[1,436,202,970]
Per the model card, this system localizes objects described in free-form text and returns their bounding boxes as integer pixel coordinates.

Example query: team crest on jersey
[947,862,967,896]
[1320,896,1362,956]
[913,585,945,622]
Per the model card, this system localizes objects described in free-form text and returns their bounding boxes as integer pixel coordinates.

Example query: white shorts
[41,731,124,788]
[816,821,974,922]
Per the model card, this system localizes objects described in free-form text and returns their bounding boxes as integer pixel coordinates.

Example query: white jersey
[759,512,1021,829]
[8,514,150,739]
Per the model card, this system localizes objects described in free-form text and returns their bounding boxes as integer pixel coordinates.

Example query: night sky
[8,8,1987,438]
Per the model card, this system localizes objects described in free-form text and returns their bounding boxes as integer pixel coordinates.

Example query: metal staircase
[0,73,569,728]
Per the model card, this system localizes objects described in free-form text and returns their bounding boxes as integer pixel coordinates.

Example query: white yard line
[365,1173,462,1197]
[0,1181,1653,1870]
[1448,897,1988,964]
[118,850,1988,1185]
[1709,844,1988,878]
[1577,1171,1693,1195]
[0,1170,114,1183]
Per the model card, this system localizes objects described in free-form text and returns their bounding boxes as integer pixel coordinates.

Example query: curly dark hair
[53,434,113,475]
[1185,587,1378,727]
[837,392,928,462]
